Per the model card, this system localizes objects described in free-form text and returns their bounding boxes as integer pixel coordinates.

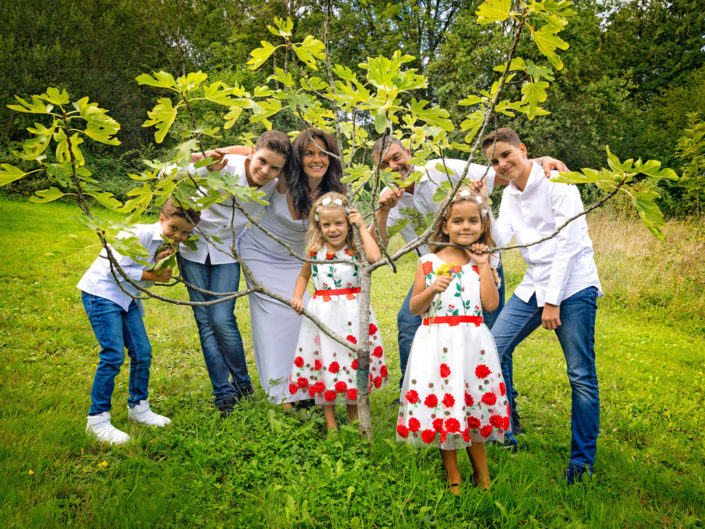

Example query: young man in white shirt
[482,128,602,484]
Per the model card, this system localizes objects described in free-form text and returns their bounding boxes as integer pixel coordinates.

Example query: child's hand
[291,298,305,315]
[430,275,452,293]
[468,180,487,196]
[154,268,173,283]
[191,148,227,171]
[347,208,364,228]
[468,243,490,265]
[377,187,403,212]
[154,247,175,263]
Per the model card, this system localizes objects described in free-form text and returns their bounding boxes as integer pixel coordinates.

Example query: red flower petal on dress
[380,365,388,377]
[432,418,444,432]
[346,334,357,344]
[326,253,336,260]
[294,356,304,368]
[347,388,357,400]
[472,265,479,274]
[439,363,451,378]
[422,261,434,275]
[408,417,420,433]
[489,415,504,429]
[335,381,347,393]
[324,390,337,402]
[421,429,436,444]
[405,390,419,404]
[289,383,298,395]
[475,364,491,378]
[445,418,460,433]
[450,265,462,274]
[481,392,496,405]
[328,362,340,373]
[396,424,409,438]
[314,359,323,371]
[351,359,358,370]
[308,250,316,257]
[464,392,474,406]
[372,346,383,358]
[308,386,316,397]
[312,381,325,395]
[467,416,481,430]
[424,394,438,408]
[373,376,382,388]
[503,416,510,431]
[442,393,455,408]
[462,429,470,442]
[344,248,355,256]
[500,382,506,396]
[297,377,309,388]
[480,424,493,438]
[369,323,378,335]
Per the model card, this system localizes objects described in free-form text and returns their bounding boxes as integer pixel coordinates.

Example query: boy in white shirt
[80,199,199,444]
[178,130,290,417]
[482,128,602,484]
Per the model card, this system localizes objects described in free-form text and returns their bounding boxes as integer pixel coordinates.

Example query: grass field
[1,197,703,528]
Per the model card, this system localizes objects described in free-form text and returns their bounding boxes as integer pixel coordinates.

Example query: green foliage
[676,113,705,218]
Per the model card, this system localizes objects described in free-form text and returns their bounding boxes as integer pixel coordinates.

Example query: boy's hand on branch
[377,187,403,212]
[541,303,561,330]
[468,243,490,265]
[468,180,487,196]
[430,275,452,294]
[191,148,228,171]
[540,156,569,176]
[291,298,305,315]
[347,208,364,228]
[154,248,174,263]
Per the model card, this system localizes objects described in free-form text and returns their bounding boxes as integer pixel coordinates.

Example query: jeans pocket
[82,292,95,318]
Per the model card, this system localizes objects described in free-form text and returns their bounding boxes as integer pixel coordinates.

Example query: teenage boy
[481,128,601,484]
[179,130,291,417]
[373,137,566,435]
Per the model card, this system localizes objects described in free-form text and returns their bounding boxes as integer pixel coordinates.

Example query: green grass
[0,197,703,528]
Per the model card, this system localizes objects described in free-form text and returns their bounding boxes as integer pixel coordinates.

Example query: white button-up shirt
[382,159,496,254]
[77,222,163,312]
[179,154,277,265]
[494,162,602,306]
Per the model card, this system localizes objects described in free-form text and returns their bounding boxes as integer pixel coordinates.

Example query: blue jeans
[82,292,152,415]
[397,263,506,387]
[491,287,600,468]
[179,256,251,404]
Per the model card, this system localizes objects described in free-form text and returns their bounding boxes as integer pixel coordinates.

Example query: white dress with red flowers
[396,253,509,449]
[289,245,387,404]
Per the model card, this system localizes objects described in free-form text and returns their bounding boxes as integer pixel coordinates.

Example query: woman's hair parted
[306,192,356,254]
[287,128,344,219]
[162,197,201,225]
[429,186,495,253]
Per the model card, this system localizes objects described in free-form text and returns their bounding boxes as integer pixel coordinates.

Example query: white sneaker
[128,400,171,427]
[86,412,130,445]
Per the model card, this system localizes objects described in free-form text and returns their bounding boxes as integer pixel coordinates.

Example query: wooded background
[2,0,704,215]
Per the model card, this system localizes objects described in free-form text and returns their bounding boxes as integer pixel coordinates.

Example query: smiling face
[247,147,287,187]
[484,140,531,190]
[317,207,349,252]
[160,214,195,244]
[374,142,412,178]
[302,139,330,184]
[442,200,484,246]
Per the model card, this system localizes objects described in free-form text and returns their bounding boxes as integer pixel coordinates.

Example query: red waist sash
[422,315,483,326]
[313,287,361,298]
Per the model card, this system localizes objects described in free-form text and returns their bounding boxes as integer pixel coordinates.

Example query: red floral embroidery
[408,417,420,432]
[326,252,336,260]
[289,383,298,395]
[372,346,383,358]
[346,335,357,344]
[397,424,409,438]
[439,363,451,378]
[294,356,304,368]
[347,388,357,400]
[308,386,316,397]
[449,265,462,274]
[335,381,347,393]
[297,377,309,388]
[324,390,337,402]
[328,362,340,373]
[350,359,358,370]
[405,390,419,404]
[312,381,325,395]
[442,393,455,408]
[481,392,496,405]
[480,424,493,438]
[424,394,438,408]
[507,404,511,416]
[472,265,479,274]
[433,418,444,432]
[369,323,378,335]
[503,417,510,431]
[445,418,461,433]
[421,429,436,444]
[308,249,316,257]
[344,248,355,257]
[380,365,388,377]
[373,376,382,388]
[464,392,474,406]
[499,382,506,396]
[439,432,447,444]
[467,416,481,430]
[489,415,504,429]
[462,429,470,442]
[314,359,323,371]
[475,364,491,378]
[422,261,434,275]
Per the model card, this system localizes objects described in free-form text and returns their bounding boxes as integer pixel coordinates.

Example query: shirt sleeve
[544,183,584,305]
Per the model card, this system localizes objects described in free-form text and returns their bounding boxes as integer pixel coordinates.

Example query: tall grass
[0,198,703,528]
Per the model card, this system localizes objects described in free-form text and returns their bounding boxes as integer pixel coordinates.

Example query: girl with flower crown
[396,186,510,494]
[288,192,388,431]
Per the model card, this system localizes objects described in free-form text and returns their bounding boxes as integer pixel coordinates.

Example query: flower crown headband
[314,197,345,222]
[455,188,489,218]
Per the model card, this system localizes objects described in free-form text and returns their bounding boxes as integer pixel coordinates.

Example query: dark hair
[372,135,404,157]
[255,129,292,159]
[162,197,200,225]
[288,128,344,219]
[481,128,522,154]
[430,186,494,253]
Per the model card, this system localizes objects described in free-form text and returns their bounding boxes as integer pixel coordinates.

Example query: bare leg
[323,404,338,431]
[440,448,461,496]
[347,404,357,423]
[466,442,490,489]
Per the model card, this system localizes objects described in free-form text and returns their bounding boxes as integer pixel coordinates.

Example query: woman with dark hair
[238,128,345,404]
